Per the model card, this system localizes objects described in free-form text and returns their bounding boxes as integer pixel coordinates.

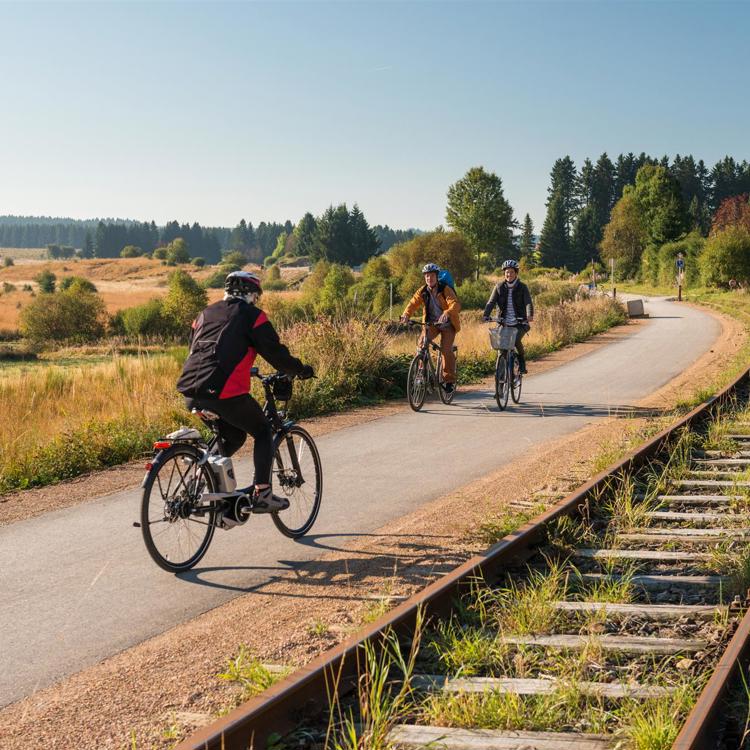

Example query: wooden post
[610,257,616,299]
[389,282,393,320]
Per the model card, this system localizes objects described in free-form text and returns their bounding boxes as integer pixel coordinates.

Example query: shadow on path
[177,532,461,599]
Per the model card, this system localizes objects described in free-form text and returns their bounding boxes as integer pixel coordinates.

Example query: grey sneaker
[252,486,290,514]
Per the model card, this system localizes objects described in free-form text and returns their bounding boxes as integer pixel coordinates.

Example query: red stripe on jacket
[217,313,268,399]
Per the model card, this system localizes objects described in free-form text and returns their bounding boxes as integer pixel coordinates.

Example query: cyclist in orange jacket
[400,263,461,394]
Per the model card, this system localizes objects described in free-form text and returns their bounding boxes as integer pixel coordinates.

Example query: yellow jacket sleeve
[402,287,424,320]
[442,285,462,332]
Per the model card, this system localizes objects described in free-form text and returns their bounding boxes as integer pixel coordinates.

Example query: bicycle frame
[410,321,443,392]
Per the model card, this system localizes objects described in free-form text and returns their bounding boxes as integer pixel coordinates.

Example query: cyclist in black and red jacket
[177,271,314,512]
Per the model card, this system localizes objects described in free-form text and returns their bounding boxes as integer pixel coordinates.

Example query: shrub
[262,293,312,328]
[120,299,168,338]
[161,270,208,335]
[120,245,142,258]
[59,276,98,293]
[4,256,14,267]
[264,279,287,291]
[456,277,493,309]
[652,231,704,287]
[222,251,247,267]
[20,288,106,343]
[387,230,474,285]
[165,238,190,264]
[699,227,750,286]
[203,269,227,289]
[348,276,392,316]
[192,256,206,267]
[301,260,331,306]
[3,282,16,293]
[153,247,168,260]
[35,270,56,293]
[263,264,287,291]
[316,264,355,315]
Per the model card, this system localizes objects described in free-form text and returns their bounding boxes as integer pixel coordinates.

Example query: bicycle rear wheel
[407,353,428,411]
[495,352,510,411]
[437,350,457,404]
[511,352,523,403]
[141,444,218,572]
[271,425,323,538]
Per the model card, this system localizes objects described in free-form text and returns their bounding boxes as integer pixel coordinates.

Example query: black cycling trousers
[515,327,527,365]
[184,394,274,486]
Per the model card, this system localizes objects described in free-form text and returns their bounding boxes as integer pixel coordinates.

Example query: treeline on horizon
[0,213,418,264]
[534,153,750,272]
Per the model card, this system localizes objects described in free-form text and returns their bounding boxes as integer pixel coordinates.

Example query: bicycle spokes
[272,427,322,537]
[142,448,216,572]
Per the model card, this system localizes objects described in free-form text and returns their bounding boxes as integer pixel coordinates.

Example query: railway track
[178,369,750,750]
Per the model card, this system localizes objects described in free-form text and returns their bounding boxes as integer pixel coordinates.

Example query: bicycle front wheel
[141,444,218,572]
[407,354,428,411]
[437,351,457,404]
[495,352,510,411]
[511,352,523,403]
[272,425,323,538]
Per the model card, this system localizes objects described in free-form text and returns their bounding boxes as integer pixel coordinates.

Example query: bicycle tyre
[271,425,323,538]
[495,352,510,411]
[407,353,428,411]
[511,352,523,403]
[141,443,218,573]
[437,351,456,404]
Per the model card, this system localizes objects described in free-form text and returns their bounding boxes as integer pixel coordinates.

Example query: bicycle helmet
[501,259,520,270]
[224,271,262,297]
[421,262,440,274]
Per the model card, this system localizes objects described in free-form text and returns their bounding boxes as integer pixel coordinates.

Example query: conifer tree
[538,190,568,268]
[519,214,535,264]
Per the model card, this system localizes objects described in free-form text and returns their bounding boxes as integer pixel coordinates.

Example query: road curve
[0,297,721,707]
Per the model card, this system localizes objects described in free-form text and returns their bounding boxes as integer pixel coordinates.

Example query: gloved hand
[482,316,490,323]
[299,364,315,380]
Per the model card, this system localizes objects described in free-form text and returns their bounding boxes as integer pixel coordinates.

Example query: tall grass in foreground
[0,352,186,491]
[0,296,625,493]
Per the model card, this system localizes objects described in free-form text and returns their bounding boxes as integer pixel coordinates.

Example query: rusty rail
[178,368,750,750]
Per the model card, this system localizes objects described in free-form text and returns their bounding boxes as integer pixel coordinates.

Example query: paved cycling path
[0,297,721,707]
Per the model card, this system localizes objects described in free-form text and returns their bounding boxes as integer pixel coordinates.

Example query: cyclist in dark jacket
[177,271,313,512]
[483,259,534,374]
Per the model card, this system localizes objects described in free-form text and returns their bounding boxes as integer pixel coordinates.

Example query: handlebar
[485,317,527,325]
[250,368,315,383]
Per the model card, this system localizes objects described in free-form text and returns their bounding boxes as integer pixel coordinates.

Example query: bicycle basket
[489,326,517,351]
[272,376,293,401]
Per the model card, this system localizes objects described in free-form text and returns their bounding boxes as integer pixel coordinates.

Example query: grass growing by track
[0,295,625,493]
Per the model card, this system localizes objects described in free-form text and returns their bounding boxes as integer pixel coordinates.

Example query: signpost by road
[676,253,685,301]
[610,257,616,299]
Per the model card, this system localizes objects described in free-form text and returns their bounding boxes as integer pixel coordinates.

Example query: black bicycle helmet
[501,259,520,270]
[421,262,440,274]
[224,271,262,296]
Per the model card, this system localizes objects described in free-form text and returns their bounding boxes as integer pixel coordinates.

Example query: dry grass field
[0,247,47,261]
[0,257,307,329]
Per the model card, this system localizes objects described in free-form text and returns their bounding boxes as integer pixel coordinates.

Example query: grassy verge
[0,297,625,493]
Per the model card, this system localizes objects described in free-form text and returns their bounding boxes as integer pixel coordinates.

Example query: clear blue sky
[0,0,747,232]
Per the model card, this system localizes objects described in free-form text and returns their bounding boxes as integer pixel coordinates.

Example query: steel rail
[177,368,750,750]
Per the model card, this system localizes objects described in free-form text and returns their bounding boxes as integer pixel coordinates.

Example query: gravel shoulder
[0,302,742,749]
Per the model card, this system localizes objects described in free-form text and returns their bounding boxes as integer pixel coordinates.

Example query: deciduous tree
[445,166,515,272]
